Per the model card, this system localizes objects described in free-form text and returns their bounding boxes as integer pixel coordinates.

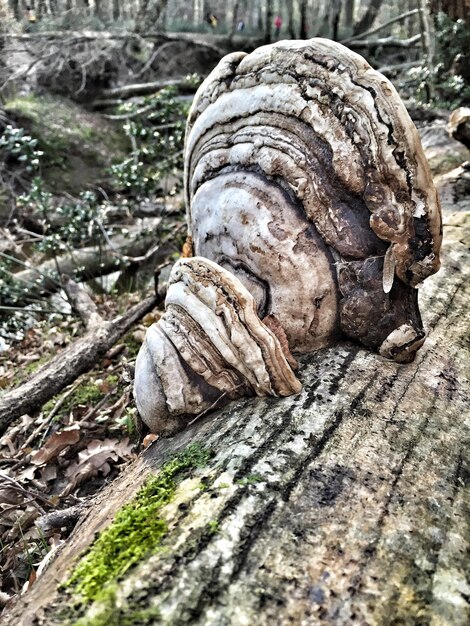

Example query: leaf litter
[0,293,157,613]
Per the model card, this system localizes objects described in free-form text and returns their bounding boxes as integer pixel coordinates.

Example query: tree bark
[352,0,385,36]
[264,0,273,44]
[3,184,469,624]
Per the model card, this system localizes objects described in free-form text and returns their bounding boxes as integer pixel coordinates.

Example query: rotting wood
[3,205,469,625]
[97,77,198,100]
[5,235,175,307]
[341,8,422,44]
[0,294,159,435]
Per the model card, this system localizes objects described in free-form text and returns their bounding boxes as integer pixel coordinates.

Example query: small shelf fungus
[134,257,301,435]
[135,38,442,434]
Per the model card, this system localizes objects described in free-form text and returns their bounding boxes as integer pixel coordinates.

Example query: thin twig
[17,380,83,454]
[0,472,50,512]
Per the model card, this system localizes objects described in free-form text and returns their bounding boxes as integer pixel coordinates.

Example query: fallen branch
[97,77,199,100]
[347,34,421,49]
[6,234,175,306]
[377,60,422,76]
[0,293,159,435]
[342,9,421,44]
[0,30,223,55]
[63,278,103,330]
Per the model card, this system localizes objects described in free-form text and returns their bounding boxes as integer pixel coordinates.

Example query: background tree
[353,0,385,35]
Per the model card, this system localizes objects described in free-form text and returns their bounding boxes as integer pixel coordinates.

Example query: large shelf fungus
[135,38,442,433]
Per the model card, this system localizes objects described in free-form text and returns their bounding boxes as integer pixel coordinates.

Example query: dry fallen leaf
[143,433,159,447]
[62,438,134,495]
[31,424,81,466]
[38,465,57,484]
[21,569,36,595]
[0,487,23,506]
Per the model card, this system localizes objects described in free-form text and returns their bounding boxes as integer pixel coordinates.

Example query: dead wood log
[96,77,199,101]
[341,8,422,44]
[0,293,160,435]
[3,205,469,625]
[346,34,421,49]
[5,234,175,307]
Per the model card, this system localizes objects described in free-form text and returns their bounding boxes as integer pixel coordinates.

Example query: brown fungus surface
[134,257,301,434]
[135,39,442,433]
[184,38,442,361]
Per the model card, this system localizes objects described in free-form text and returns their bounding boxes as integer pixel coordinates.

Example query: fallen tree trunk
[5,234,175,306]
[96,77,198,101]
[341,8,422,44]
[0,293,159,435]
[3,202,469,624]
[346,34,421,49]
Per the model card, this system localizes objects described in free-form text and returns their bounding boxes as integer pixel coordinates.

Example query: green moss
[105,373,119,386]
[4,94,128,194]
[122,333,143,359]
[66,443,211,602]
[42,378,105,417]
[72,586,160,626]
[10,354,50,388]
[236,474,263,486]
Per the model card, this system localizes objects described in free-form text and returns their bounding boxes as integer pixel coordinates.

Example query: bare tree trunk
[94,0,104,20]
[299,0,308,39]
[329,0,342,40]
[417,0,434,102]
[353,0,385,36]
[112,0,120,21]
[286,0,296,38]
[229,1,240,40]
[344,0,356,28]
[264,0,273,43]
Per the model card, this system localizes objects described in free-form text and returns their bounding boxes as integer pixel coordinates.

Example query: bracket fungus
[135,38,442,434]
[134,257,301,435]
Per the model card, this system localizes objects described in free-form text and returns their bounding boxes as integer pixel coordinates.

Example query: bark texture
[3,207,469,625]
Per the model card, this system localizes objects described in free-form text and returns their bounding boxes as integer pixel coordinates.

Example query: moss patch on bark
[65,443,211,603]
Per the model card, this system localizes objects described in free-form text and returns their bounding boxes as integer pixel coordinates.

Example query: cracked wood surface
[5,206,469,625]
